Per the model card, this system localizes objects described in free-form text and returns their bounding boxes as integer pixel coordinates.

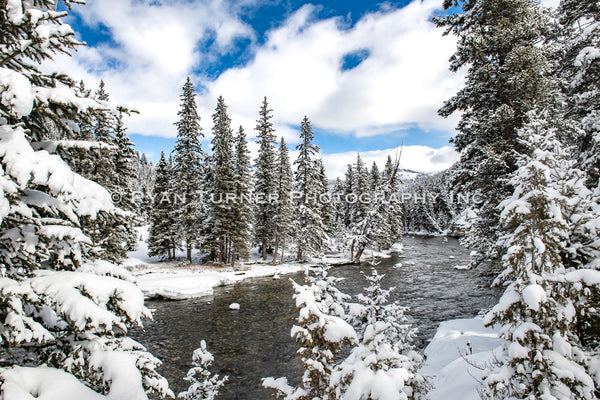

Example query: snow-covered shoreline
[125,226,398,300]
[420,318,503,400]
[133,262,309,299]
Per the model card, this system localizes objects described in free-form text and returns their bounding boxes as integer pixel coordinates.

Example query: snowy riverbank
[124,226,397,299]
[421,318,504,400]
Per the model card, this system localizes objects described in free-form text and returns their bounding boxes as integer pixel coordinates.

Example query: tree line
[147,81,404,266]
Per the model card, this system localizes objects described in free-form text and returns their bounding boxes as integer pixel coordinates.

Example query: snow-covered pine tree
[330,177,347,243]
[133,152,155,222]
[173,77,205,263]
[112,106,139,250]
[557,0,600,189]
[435,0,554,268]
[349,152,403,261]
[316,158,333,236]
[208,96,236,264]
[343,164,355,229]
[113,107,138,213]
[178,340,228,400]
[230,126,253,266]
[330,270,429,400]
[148,151,178,260]
[254,97,278,260]
[263,268,357,399]
[481,112,600,399]
[89,80,118,191]
[294,116,328,260]
[349,153,371,261]
[0,1,171,397]
[370,161,380,194]
[272,137,294,265]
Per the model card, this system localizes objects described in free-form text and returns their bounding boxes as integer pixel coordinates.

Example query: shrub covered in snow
[330,269,430,400]
[263,267,357,399]
[178,340,228,400]
[264,267,428,400]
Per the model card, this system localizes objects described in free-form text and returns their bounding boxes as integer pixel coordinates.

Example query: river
[131,236,500,399]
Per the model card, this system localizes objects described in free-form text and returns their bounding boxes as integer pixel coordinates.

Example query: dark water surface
[132,236,500,399]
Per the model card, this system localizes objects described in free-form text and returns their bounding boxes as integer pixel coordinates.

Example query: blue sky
[52,0,468,177]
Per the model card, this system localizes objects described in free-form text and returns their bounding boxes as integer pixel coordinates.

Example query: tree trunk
[350,238,355,261]
[187,240,192,264]
[354,245,364,263]
[231,250,236,268]
[272,236,279,265]
[262,237,267,260]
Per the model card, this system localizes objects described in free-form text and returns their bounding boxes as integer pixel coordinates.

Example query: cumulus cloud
[50,0,254,138]
[203,0,463,138]
[48,0,462,144]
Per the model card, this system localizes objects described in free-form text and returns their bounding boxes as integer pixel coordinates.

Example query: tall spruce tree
[254,97,278,260]
[208,96,236,264]
[0,2,170,396]
[231,126,253,266]
[272,137,294,264]
[557,0,600,189]
[435,0,553,267]
[294,116,327,260]
[148,151,177,260]
[173,77,205,263]
[481,113,600,399]
[316,158,333,236]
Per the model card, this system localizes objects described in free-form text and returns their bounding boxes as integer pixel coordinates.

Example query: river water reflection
[132,236,500,399]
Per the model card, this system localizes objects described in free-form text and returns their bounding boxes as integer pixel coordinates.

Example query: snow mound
[420,318,504,400]
[229,303,240,310]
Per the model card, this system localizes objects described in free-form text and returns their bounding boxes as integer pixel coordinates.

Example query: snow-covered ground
[125,226,393,299]
[420,318,504,400]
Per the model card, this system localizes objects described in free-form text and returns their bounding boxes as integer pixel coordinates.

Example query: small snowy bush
[178,340,228,400]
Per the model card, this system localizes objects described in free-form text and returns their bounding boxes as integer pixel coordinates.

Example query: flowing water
[132,236,500,399]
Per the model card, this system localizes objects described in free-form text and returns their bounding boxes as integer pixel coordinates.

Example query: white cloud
[49,0,254,137]
[48,0,463,145]
[203,0,463,139]
[321,145,458,179]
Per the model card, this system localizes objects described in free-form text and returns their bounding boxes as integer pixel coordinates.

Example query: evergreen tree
[316,158,333,235]
[343,164,355,229]
[435,0,554,267]
[173,77,205,263]
[0,2,170,397]
[294,116,328,260]
[254,97,278,260]
[272,137,294,264]
[148,151,177,260]
[349,154,370,260]
[178,340,228,400]
[370,161,380,194]
[557,0,600,189]
[263,268,357,399]
[481,112,600,399]
[330,177,347,238]
[208,96,236,264]
[90,80,118,191]
[331,270,429,400]
[113,107,139,250]
[231,126,253,266]
[113,107,138,213]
